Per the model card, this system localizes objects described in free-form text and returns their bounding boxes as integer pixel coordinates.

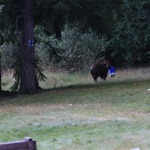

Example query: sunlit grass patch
[2,67,150,90]
[112,67,150,81]
[39,70,90,88]
[1,115,150,150]
[38,67,150,89]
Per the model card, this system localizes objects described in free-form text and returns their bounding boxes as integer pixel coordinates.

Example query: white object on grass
[131,148,140,150]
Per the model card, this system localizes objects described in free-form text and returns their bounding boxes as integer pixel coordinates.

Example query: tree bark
[19,0,36,93]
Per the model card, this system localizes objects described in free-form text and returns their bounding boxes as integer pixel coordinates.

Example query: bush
[35,26,105,72]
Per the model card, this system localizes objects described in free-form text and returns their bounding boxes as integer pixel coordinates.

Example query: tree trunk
[19,0,36,93]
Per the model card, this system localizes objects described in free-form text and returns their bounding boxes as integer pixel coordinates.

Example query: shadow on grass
[46,78,150,92]
[1,78,150,101]
[0,90,17,100]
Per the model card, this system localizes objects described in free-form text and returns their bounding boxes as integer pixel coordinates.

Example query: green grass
[1,67,150,149]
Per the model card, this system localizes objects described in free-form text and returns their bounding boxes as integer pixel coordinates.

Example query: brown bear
[90,60,111,82]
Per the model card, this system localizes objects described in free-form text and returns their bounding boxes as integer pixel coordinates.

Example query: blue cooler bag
[109,66,115,77]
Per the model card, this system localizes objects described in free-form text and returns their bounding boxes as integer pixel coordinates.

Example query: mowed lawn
[1,67,150,150]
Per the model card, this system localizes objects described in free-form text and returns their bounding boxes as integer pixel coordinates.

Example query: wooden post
[24,137,37,150]
[33,139,37,150]
[0,137,37,150]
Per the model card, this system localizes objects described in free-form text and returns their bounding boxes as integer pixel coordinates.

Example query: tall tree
[19,0,36,92]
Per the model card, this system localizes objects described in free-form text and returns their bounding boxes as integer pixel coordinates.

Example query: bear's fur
[90,60,111,82]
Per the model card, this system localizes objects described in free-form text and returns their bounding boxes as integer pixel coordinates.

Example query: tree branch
[15,15,24,52]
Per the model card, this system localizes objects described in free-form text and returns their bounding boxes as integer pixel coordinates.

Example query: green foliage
[59,26,104,72]
[105,0,150,66]
[10,44,22,91]
[35,25,105,72]
[0,43,15,70]
[0,0,22,42]
[35,26,64,68]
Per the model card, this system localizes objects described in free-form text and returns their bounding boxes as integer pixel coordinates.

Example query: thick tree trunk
[19,0,36,93]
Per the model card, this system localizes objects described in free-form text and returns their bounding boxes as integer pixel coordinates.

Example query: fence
[0,137,37,150]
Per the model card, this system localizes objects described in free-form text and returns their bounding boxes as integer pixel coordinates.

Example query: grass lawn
[1,67,150,150]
